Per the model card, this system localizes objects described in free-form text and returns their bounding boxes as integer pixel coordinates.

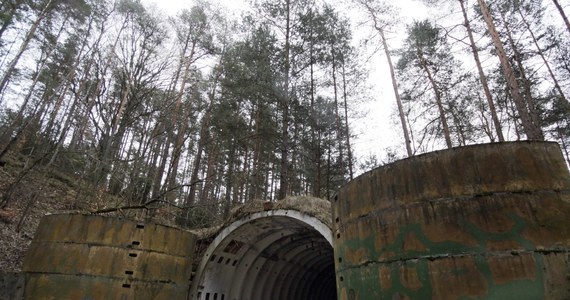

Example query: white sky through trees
[143,0,435,172]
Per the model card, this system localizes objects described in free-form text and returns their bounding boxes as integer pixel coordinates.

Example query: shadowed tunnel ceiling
[190,210,337,300]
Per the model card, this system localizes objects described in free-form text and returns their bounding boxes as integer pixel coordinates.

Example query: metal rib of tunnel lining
[190,210,336,300]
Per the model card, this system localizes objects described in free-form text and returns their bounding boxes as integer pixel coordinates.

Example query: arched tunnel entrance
[189,210,337,300]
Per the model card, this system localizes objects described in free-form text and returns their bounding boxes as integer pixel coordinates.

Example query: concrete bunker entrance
[20,142,570,300]
[190,210,337,300]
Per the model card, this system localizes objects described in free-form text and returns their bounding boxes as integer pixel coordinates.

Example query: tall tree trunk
[150,29,194,201]
[459,0,504,142]
[250,100,263,201]
[126,117,153,204]
[165,39,198,202]
[516,4,567,103]
[0,8,72,157]
[0,0,26,43]
[330,48,345,178]
[551,0,570,35]
[199,139,219,206]
[278,0,291,200]
[556,123,570,162]
[164,116,189,201]
[48,91,80,165]
[450,106,468,146]
[315,132,322,197]
[144,122,164,199]
[290,111,301,195]
[150,122,169,200]
[97,78,132,190]
[499,10,542,137]
[150,71,187,201]
[40,16,74,140]
[240,144,250,203]
[0,34,58,161]
[0,0,54,96]
[418,51,453,148]
[341,64,354,180]
[269,159,276,202]
[326,143,331,201]
[361,0,413,157]
[48,17,96,163]
[477,94,495,141]
[185,60,221,206]
[223,143,236,218]
[379,28,413,156]
[477,0,543,140]
[71,16,129,150]
[185,107,211,206]
[309,43,321,198]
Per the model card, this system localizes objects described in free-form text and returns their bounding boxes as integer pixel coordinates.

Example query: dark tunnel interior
[191,215,337,300]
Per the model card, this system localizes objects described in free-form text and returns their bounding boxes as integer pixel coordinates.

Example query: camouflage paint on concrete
[23,214,196,300]
[333,142,570,300]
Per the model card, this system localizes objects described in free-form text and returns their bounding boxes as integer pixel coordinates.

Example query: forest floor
[0,152,91,272]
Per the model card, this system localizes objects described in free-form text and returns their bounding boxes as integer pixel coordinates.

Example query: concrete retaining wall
[23,214,196,300]
[0,273,24,300]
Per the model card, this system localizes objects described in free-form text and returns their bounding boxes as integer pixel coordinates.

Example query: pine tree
[398,20,454,148]
[477,0,543,140]
[354,0,414,156]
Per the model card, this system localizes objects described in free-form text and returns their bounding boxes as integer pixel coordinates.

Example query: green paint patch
[335,212,547,299]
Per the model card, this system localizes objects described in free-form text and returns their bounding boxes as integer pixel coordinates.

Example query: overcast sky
[142,0,432,170]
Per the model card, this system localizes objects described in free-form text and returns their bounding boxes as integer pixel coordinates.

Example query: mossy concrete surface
[333,141,570,300]
[0,272,24,300]
[22,214,196,300]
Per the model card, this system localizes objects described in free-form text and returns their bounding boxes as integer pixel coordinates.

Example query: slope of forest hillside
[0,152,80,272]
[0,152,172,272]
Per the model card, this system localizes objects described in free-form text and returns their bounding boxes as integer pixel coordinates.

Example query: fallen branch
[89,178,207,214]
[90,199,172,214]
